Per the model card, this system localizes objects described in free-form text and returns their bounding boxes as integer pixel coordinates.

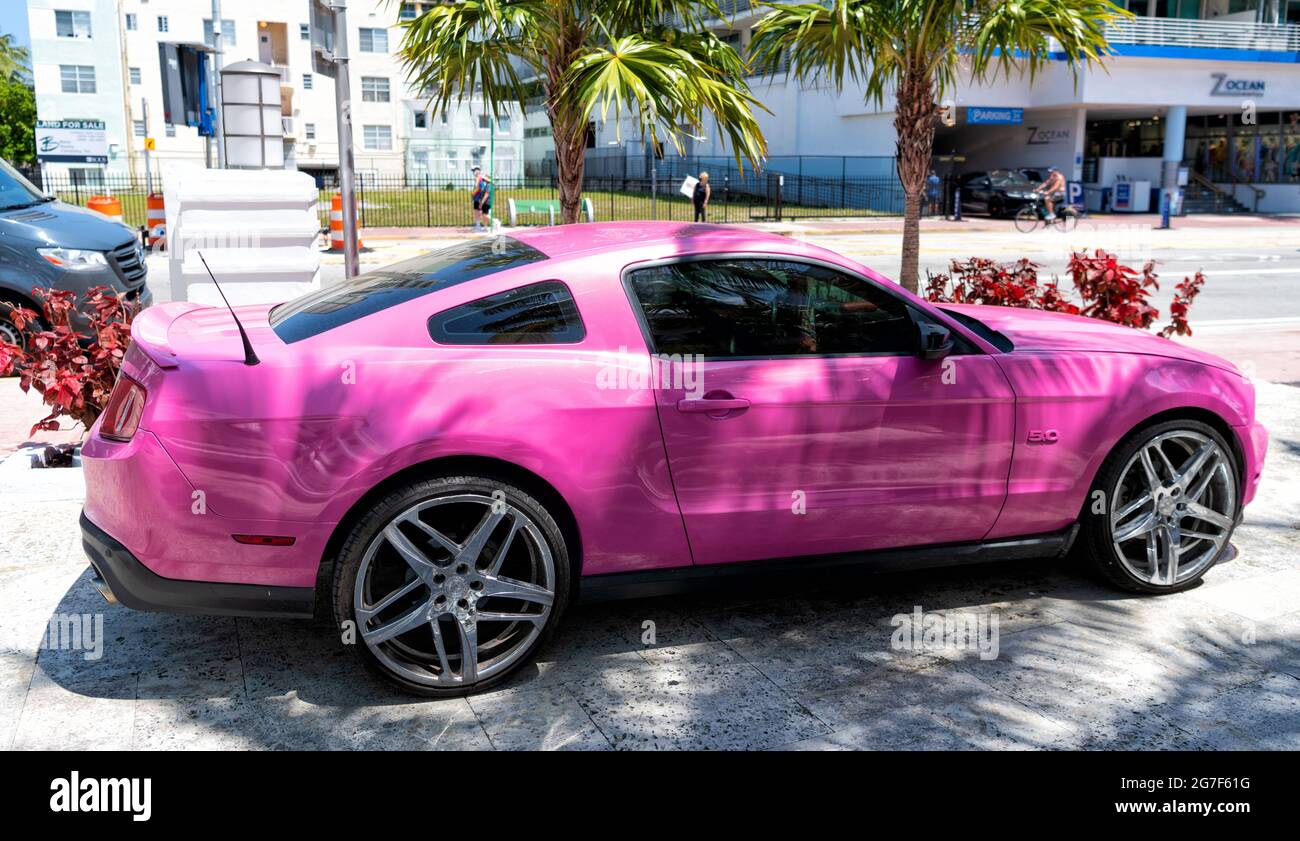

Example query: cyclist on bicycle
[1035,168,1067,220]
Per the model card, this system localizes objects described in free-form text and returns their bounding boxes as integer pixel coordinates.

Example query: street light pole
[332,0,360,277]
[211,0,225,168]
[142,97,153,195]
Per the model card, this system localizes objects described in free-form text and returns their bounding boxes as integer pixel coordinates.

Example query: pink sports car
[80,222,1267,695]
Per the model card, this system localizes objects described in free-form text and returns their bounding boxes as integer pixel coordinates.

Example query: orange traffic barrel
[145,193,166,249]
[329,192,363,251]
[87,195,124,224]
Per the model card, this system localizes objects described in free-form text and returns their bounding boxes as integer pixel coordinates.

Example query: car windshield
[269,236,549,343]
[0,159,51,211]
[987,170,1035,188]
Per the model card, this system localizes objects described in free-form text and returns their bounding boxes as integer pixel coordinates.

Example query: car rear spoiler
[129,301,205,369]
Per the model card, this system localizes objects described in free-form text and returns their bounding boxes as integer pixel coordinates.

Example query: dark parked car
[957,170,1041,218]
[0,158,151,349]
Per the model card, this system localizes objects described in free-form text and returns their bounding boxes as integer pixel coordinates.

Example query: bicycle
[1014,196,1080,233]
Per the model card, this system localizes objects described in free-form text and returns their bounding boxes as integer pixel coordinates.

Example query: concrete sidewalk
[0,382,1296,750]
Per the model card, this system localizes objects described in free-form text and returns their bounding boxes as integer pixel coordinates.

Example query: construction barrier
[329,192,363,252]
[146,192,166,249]
[87,195,124,224]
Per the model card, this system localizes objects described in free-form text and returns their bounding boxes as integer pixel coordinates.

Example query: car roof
[509,221,797,260]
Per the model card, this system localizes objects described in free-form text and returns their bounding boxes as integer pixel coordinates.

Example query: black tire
[1078,419,1240,594]
[1055,207,1079,233]
[0,297,44,354]
[1013,205,1039,233]
[332,473,572,697]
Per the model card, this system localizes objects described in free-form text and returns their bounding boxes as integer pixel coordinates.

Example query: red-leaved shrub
[925,250,1204,339]
[0,287,137,436]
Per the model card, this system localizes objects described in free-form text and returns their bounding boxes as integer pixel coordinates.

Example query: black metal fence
[16,157,945,229]
[18,168,159,230]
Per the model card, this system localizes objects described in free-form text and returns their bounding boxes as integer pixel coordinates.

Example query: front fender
[987,352,1254,539]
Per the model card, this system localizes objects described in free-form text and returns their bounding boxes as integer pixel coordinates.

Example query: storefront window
[1283,113,1300,183]
[1258,114,1282,183]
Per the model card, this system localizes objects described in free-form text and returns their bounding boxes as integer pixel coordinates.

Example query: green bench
[507,198,594,226]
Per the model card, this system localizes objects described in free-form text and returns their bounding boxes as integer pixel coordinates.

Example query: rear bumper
[80,511,314,618]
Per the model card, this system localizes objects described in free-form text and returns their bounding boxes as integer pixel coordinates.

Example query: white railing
[1105,18,1300,52]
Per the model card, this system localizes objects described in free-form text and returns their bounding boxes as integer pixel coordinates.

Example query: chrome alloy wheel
[354,492,556,688]
[1109,430,1236,586]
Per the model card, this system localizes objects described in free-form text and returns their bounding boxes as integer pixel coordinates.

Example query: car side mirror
[917,321,954,360]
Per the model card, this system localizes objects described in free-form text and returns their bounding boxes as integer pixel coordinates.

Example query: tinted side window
[428,281,585,345]
[626,259,916,358]
[270,237,548,343]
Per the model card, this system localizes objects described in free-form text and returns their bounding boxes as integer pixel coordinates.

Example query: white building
[27,0,526,185]
[591,0,1300,213]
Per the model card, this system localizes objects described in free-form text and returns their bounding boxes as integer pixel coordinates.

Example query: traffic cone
[87,194,124,224]
[329,192,363,251]
[145,193,166,249]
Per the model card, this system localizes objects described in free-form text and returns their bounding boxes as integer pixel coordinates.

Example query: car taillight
[100,376,146,441]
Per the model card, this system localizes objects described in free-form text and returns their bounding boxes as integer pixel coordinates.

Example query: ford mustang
[80,222,1267,696]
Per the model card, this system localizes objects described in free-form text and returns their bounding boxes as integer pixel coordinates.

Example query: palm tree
[751,0,1127,293]
[0,32,31,83]
[397,0,768,224]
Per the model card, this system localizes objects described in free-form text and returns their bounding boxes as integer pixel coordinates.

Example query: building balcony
[1104,17,1300,54]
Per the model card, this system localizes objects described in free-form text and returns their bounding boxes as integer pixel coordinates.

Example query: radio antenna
[197,251,259,366]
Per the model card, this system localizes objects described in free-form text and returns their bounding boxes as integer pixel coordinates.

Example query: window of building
[413,111,428,129]
[157,16,169,33]
[125,13,137,31]
[56,10,93,38]
[70,168,105,189]
[446,150,457,171]
[363,124,392,150]
[497,114,511,133]
[129,67,142,85]
[302,73,313,90]
[429,282,585,345]
[626,259,918,359]
[203,19,236,47]
[59,64,96,94]
[478,114,490,130]
[299,23,310,40]
[399,3,418,20]
[358,28,388,52]
[413,150,429,169]
[361,76,390,103]
[305,122,316,140]
[133,120,146,138]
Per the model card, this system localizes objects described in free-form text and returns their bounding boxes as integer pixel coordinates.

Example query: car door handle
[677,394,750,415]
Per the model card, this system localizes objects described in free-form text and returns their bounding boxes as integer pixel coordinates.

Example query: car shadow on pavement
[17,547,1298,751]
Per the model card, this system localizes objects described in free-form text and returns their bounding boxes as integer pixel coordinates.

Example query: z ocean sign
[967,107,1023,125]
[1210,74,1265,97]
[35,120,109,164]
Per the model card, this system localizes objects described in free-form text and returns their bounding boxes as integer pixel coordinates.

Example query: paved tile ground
[0,381,1296,750]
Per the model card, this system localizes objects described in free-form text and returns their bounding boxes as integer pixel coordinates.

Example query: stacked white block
[164,166,322,306]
